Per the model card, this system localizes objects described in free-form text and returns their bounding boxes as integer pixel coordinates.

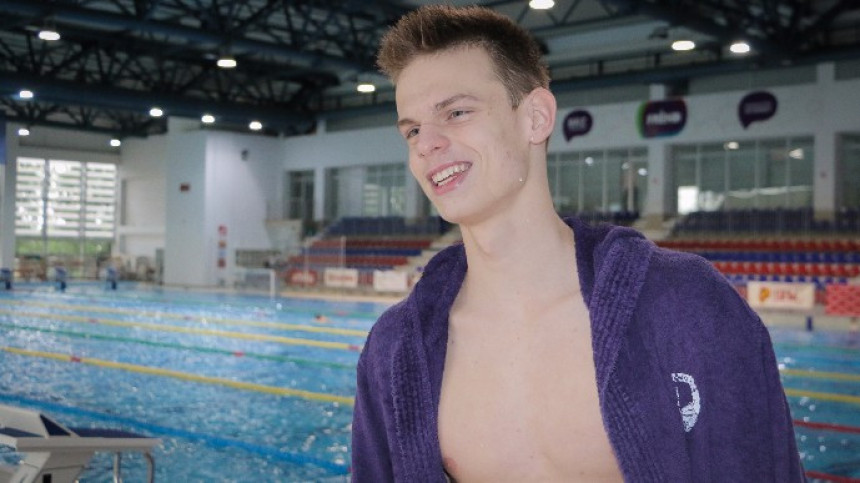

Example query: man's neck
[457,208,578,316]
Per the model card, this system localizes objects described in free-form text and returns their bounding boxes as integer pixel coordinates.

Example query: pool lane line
[804,470,860,483]
[2,289,381,320]
[1,346,355,406]
[774,342,860,355]
[0,322,356,370]
[2,299,369,337]
[793,420,860,435]
[0,310,363,352]
[781,368,860,383]
[0,393,350,475]
[784,388,860,406]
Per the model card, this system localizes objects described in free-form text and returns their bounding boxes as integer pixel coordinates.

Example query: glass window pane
[699,144,725,211]
[581,151,604,212]
[841,134,860,209]
[726,141,757,209]
[556,152,580,214]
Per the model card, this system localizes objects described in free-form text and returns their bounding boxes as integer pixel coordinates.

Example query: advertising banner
[747,281,815,310]
[324,268,359,288]
[373,270,408,292]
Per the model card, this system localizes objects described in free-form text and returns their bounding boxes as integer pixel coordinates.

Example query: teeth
[431,163,469,186]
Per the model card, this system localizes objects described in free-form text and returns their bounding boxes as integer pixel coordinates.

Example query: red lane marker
[794,419,860,435]
[805,470,860,482]
[232,351,245,357]
[88,318,98,323]
[70,355,82,363]
[347,344,360,352]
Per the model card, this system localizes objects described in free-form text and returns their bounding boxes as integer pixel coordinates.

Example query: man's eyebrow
[396,94,478,129]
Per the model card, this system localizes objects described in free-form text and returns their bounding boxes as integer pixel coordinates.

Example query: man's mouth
[430,162,471,187]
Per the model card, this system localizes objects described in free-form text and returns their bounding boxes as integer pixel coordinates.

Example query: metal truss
[0,0,857,137]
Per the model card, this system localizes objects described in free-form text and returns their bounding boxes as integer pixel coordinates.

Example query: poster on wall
[563,109,593,141]
[637,99,687,138]
[738,91,777,128]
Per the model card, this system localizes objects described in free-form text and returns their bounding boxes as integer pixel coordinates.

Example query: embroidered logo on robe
[671,372,701,432]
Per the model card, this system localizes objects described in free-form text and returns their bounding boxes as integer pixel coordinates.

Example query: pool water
[0,285,381,482]
[1,286,858,481]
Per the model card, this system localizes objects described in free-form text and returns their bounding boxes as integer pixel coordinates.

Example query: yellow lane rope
[781,368,860,383]
[1,346,354,406]
[2,299,368,337]
[0,309,362,352]
[784,388,860,406]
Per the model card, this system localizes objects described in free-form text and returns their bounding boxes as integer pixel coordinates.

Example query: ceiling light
[725,141,739,150]
[18,89,34,100]
[110,139,121,147]
[730,42,751,54]
[529,0,555,9]
[249,121,263,131]
[672,40,696,51]
[18,128,30,136]
[149,107,163,117]
[789,148,804,160]
[356,83,376,93]
[216,56,237,69]
[37,29,60,41]
[201,114,216,124]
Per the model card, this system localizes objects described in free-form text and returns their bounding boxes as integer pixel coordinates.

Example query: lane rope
[2,299,369,337]
[1,346,355,406]
[781,368,860,383]
[784,388,860,406]
[0,321,355,370]
[0,309,363,352]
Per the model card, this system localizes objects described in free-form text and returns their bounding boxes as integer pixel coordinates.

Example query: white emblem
[671,372,701,432]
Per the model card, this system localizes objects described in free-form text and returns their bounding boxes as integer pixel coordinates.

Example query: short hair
[377,5,550,108]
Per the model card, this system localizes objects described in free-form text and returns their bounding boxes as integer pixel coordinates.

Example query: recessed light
[18,128,30,136]
[356,83,376,93]
[201,114,216,124]
[149,107,163,117]
[38,30,60,41]
[217,57,237,69]
[730,42,750,54]
[529,0,555,9]
[725,141,739,150]
[249,121,263,131]
[18,89,34,99]
[672,40,696,51]
[110,139,121,147]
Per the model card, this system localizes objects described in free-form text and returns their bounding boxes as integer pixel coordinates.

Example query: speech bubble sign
[738,91,777,128]
[638,99,687,138]
[562,110,593,141]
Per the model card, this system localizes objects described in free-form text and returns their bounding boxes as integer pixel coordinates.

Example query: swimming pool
[0,285,381,481]
[0,285,858,481]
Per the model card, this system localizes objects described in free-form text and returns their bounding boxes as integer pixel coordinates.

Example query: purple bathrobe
[351,217,805,482]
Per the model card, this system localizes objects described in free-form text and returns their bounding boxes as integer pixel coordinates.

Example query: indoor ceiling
[0,0,858,139]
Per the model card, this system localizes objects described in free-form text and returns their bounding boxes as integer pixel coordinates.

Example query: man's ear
[526,87,556,144]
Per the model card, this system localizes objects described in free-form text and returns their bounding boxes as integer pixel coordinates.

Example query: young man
[351,5,805,482]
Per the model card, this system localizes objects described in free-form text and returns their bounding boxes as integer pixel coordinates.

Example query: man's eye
[450,109,468,119]
[405,127,419,139]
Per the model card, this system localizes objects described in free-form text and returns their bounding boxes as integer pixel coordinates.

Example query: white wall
[117,134,167,266]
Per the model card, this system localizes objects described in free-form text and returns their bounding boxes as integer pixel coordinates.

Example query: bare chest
[438,303,623,482]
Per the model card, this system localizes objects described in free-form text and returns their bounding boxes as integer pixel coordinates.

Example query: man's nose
[416,123,449,158]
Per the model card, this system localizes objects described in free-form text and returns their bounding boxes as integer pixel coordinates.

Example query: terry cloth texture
[351,216,806,482]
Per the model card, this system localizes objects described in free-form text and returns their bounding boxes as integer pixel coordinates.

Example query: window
[840,134,860,209]
[363,163,406,217]
[547,147,647,214]
[14,157,117,273]
[670,137,813,213]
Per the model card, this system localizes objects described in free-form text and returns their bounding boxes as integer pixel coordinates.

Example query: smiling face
[395,46,535,227]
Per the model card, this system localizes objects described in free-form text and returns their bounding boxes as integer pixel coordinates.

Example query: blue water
[0,285,383,482]
[1,286,858,480]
